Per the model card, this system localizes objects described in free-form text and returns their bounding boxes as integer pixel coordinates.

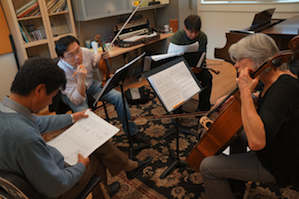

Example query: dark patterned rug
[43,92,299,199]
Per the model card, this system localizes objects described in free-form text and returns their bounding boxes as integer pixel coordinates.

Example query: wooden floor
[121,59,237,105]
[206,59,237,104]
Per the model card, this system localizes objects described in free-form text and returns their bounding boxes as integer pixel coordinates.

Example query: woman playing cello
[200,33,299,199]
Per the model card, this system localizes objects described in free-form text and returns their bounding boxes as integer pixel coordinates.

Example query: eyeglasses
[64,48,82,60]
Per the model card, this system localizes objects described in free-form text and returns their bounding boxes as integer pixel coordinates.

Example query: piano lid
[248,8,275,31]
[214,15,299,63]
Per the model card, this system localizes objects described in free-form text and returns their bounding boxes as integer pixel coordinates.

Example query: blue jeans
[61,80,138,136]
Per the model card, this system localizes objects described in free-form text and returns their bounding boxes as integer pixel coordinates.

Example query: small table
[108,33,174,58]
[91,33,174,58]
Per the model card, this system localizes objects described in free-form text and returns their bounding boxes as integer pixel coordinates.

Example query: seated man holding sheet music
[0,58,152,199]
[170,15,213,111]
[55,35,149,143]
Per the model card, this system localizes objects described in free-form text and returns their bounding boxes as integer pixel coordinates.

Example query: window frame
[201,0,299,4]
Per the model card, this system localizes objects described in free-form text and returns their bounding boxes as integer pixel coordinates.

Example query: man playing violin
[170,15,212,112]
[55,35,149,143]
[200,33,299,199]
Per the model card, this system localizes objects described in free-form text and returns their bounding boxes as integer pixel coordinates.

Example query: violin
[95,35,112,86]
[185,35,299,172]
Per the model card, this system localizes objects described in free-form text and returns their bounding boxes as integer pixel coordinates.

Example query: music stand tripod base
[120,83,150,160]
[160,118,188,179]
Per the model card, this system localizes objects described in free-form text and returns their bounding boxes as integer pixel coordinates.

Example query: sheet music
[196,52,206,68]
[123,32,158,42]
[148,61,201,112]
[47,110,119,166]
[167,42,199,54]
[151,52,184,62]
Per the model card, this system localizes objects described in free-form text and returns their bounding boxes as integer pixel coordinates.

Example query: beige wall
[1,1,298,101]
[0,53,18,101]
[198,2,299,59]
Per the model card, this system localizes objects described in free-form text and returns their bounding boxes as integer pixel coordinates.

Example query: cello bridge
[200,116,213,131]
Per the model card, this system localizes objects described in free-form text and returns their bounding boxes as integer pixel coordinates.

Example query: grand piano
[215,14,299,63]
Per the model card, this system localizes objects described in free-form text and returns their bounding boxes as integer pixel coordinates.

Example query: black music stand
[93,52,150,160]
[144,56,202,179]
[143,52,206,139]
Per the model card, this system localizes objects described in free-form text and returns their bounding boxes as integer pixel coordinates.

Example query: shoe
[229,179,245,199]
[126,156,153,179]
[109,181,120,198]
[130,134,150,143]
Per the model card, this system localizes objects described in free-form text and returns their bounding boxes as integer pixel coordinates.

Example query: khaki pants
[59,141,129,199]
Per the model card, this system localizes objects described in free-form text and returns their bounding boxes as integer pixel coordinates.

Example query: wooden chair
[0,170,101,199]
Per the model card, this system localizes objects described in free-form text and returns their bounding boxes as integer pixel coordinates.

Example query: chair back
[0,170,102,199]
[0,170,41,199]
[49,90,73,114]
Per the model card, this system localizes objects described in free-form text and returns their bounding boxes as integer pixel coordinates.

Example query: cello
[185,35,299,172]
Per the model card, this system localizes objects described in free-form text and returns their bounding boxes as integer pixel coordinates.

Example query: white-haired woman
[200,33,299,199]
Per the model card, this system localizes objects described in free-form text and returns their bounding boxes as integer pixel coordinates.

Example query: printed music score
[47,110,119,165]
[147,60,201,112]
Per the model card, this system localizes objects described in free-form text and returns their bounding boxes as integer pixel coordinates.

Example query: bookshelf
[0,0,76,65]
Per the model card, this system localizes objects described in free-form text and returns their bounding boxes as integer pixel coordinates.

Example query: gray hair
[229,33,288,73]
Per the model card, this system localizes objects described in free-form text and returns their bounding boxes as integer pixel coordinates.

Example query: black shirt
[257,74,299,187]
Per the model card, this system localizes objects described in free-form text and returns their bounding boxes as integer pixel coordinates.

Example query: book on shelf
[21,24,46,41]
[47,0,67,13]
[18,3,39,18]
[19,23,29,43]
[47,0,58,10]
[57,0,67,12]
[17,2,39,18]
[20,23,32,42]
[49,0,64,13]
[15,0,36,15]
[28,6,41,16]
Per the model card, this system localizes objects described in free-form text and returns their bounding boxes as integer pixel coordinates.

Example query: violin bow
[130,111,207,122]
[106,0,146,51]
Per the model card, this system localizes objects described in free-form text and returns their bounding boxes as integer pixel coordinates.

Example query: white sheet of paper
[47,110,119,166]
[196,52,206,68]
[151,52,184,62]
[167,42,199,54]
[123,32,157,42]
[130,87,141,100]
[148,61,201,112]
[123,35,145,42]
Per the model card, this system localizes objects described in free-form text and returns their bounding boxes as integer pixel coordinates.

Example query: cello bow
[94,0,146,86]
[130,111,207,122]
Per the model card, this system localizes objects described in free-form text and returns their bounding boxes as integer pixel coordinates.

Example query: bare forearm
[77,80,86,97]
[240,90,265,150]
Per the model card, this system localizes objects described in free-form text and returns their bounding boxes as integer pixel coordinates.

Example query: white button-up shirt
[57,47,102,105]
